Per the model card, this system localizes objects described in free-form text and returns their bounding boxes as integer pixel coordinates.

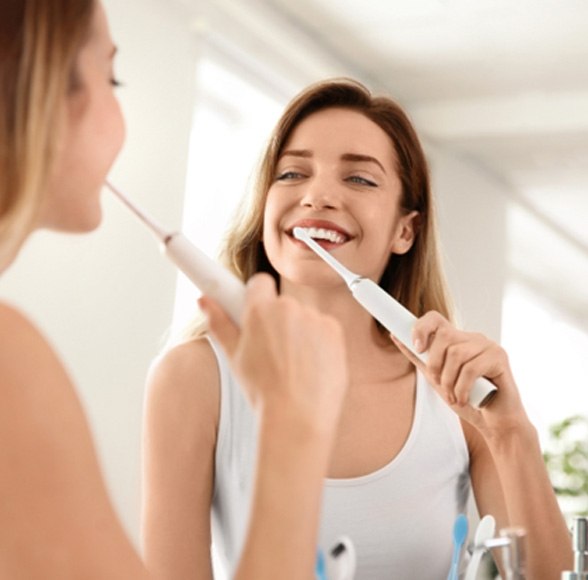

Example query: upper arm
[0,303,146,579]
[141,338,220,580]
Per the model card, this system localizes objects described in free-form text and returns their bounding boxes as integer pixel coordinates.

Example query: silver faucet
[562,517,588,580]
[499,527,527,580]
[472,526,527,579]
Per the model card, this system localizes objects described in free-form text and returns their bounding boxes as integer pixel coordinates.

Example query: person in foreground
[144,78,574,578]
[0,1,348,578]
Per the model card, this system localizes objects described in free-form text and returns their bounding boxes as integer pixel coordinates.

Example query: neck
[281,277,373,332]
[280,278,412,383]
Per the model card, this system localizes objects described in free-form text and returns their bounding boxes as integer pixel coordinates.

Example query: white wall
[428,145,508,340]
[0,0,198,546]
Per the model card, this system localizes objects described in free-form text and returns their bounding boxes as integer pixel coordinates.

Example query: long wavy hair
[181,78,453,341]
[0,0,95,268]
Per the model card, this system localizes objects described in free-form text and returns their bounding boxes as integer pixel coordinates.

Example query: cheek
[260,191,289,270]
[40,95,125,232]
[261,190,281,240]
[90,95,125,169]
[110,98,126,154]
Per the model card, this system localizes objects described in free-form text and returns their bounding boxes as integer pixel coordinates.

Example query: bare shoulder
[145,336,220,432]
[149,336,219,384]
[0,299,88,449]
[0,301,73,399]
[0,301,49,352]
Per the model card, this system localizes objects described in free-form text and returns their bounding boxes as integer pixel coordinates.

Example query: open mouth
[287,225,351,249]
[294,226,347,244]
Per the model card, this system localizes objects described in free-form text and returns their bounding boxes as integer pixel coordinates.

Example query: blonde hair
[0,0,95,267]
[181,78,453,341]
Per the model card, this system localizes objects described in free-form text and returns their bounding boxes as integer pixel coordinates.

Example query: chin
[74,208,103,233]
[43,204,103,234]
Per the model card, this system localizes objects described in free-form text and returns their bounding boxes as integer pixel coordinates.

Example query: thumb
[390,334,426,374]
[245,272,279,305]
[199,296,240,359]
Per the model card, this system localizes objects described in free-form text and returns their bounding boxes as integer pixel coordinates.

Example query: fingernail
[414,338,423,352]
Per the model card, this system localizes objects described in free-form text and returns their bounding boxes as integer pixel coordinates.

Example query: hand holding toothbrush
[200,272,348,435]
[199,273,349,579]
[389,310,531,437]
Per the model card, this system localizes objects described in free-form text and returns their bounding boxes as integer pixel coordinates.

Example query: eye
[275,170,305,181]
[346,175,377,187]
[110,77,124,88]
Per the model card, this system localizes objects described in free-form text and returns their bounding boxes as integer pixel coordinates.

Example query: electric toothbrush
[464,515,496,580]
[293,227,497,409]
[328,536,357,580]
[106,182,246,325]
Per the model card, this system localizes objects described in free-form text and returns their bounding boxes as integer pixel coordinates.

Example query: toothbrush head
[293,227,358,286]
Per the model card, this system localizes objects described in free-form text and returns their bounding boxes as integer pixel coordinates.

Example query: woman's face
[262,107,418,289]
[41,1,125,232]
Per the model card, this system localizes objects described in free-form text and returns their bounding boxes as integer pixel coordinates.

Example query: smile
[295,226,347,244]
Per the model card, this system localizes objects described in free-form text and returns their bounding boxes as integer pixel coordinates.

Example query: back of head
[223,78,453,321]
[0,0,94,268]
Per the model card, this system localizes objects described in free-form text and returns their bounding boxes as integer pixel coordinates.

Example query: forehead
[283,107,397,162]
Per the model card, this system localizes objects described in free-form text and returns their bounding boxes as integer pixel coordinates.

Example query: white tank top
[208,339,471,579]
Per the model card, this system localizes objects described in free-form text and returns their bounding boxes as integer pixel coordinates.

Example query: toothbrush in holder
[293,227,497,409]
[106,182,246,325]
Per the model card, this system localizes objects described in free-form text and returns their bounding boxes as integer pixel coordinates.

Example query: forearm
[233,409,333,580]
[486,422,572,579]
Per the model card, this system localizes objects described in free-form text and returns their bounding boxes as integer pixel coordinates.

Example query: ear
[389,210,420,255]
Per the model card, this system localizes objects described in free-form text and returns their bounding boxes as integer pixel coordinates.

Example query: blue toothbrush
[316,549,327,580]
[447,513,469,580]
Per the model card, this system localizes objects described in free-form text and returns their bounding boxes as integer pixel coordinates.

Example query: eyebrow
[341,153,386,174]
[280,149,312,159]
[280,150,386,174]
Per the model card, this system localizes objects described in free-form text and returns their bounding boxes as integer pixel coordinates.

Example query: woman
[144,79,573,578]
[0,2,348,578]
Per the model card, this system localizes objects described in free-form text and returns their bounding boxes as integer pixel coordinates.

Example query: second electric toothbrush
[293,227,497,409]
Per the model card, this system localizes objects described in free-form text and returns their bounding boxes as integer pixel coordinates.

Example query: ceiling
[180,0,588,329]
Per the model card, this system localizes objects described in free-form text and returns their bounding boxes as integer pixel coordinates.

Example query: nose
[300,176,340,210]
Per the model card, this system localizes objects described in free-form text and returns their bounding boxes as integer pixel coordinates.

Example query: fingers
[440,339,496,405]
[198,295,240,359]
[389,334,426,374]
[242,273,281,329]
[200,273,278,359]
[411,310,446,355]
[410,311,499,407]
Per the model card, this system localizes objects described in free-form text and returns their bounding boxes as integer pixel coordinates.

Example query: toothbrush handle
[447,560,459,580]
[163,233,246,326]
[464,551,484,580]
[351,278,497,409]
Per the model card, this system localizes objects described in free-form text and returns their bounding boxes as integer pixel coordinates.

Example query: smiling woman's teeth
[297,227,346,244]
